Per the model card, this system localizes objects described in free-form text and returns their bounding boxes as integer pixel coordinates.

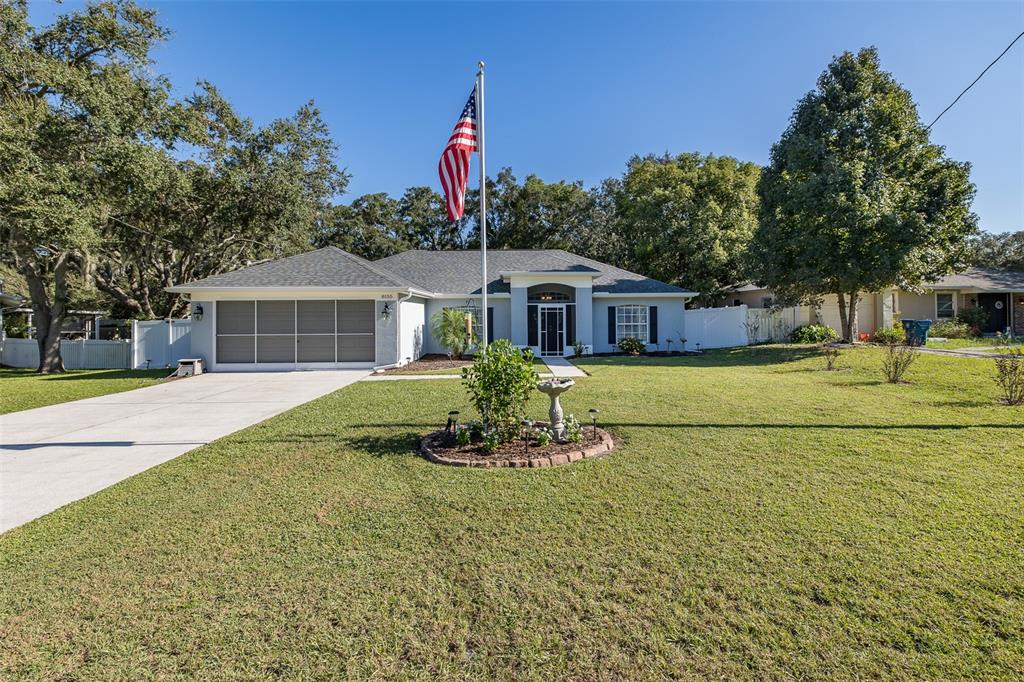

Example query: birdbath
[536,378,575,442]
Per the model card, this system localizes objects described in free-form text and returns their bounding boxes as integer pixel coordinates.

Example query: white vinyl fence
[745,306,811,344]
[132,319,192,369]
[1,338,132,369]
[683,305,749,350]
[1,319,192,370]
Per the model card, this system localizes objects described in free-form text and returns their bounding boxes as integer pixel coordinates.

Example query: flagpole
[476,61,487,352]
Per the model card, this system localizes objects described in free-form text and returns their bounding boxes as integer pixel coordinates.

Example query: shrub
[821,344,840,371]
[462,339,539,443]
[617,337,646,355]
[536,429,552,447]
[929,319,972,339]
[430,307,476,359]
[790,324,839,344]
[872,325,905,345]
[881,343,918,383]
[455,427,471,446]
[481,431,501,454]
[994,349,1024,405]
[957,307,989,335]
[572,341,587,358]
[564,414,583,443]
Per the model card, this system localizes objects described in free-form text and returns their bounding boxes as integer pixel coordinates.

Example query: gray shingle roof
[169,246,419,290]
[927,268,1024,291]
[374,249,692,295]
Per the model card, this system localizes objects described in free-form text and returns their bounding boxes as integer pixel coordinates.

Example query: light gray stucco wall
[399,297,426,363]
[423,298,511,355]
[375,299,398,365]
[575,287,593,347]
[510,287,527,346]
[190,300,214,366]
[591,297,688,354]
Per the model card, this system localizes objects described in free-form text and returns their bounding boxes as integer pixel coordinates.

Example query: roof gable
[374,249,692,296]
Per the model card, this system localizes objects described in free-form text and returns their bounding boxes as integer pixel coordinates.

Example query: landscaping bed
[420,424,615,468]
[380,354,471,374]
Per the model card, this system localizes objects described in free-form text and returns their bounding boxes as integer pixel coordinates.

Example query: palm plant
[430,308,476,360]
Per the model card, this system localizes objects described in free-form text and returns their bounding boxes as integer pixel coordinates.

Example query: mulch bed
[382,354,472,374]
[420,425,616,468]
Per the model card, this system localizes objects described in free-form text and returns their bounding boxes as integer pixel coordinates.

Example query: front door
[539,306,564,356]
[977,293,1009,334]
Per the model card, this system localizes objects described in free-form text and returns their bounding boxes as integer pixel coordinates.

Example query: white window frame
[616,304,648,343]
[935,292,956,320]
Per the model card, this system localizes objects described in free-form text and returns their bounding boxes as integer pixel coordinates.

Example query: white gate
[745,307,811,343]
[132,319,192,369]
[683,306,749,350]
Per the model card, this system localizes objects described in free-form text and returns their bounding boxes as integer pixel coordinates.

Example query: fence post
[131,320,138,370]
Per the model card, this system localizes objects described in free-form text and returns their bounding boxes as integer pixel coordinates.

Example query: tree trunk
[836,292,850,343]
[22,252,69,373]
[847,290,860,342]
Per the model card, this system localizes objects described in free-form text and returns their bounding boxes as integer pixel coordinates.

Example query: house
[167,247,696,371]
[730,267,1024,337]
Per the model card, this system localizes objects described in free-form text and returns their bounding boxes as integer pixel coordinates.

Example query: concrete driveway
[0,370,367,533]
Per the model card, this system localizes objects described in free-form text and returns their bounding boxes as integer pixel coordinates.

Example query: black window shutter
[649,306,658,344]
[566,304,576,346]
[527,305,538,346]
[607,306,616,344]
[487,306,494,343]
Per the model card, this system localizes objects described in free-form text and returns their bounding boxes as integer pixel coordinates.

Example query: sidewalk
[543,357,588,377]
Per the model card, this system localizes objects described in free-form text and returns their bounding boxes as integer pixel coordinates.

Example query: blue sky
[31,1,1024,233]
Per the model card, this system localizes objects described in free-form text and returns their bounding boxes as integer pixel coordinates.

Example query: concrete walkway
[543,356,588,377]
[0,370,366,533]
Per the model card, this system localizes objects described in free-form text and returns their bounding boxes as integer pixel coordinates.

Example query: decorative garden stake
[536,378,575,442]
[589,408,600,440]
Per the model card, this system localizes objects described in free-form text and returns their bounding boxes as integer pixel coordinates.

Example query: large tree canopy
[970,230,1024,271]
[0,0,173,371]
[616,153,760,303]
[747,47,977,340]
[93,89,346,318]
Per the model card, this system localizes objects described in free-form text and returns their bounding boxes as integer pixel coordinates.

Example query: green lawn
[926,337,1024,350]
[0,367,169,414]
[1,346,1022,678]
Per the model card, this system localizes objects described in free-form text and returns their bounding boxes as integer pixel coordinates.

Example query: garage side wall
[376,300,398,366]
[190,301,214,366]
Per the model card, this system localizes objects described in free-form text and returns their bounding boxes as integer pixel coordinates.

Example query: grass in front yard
[0,367,169,414]
[0,346,1021,678]
[927,337,1024,350]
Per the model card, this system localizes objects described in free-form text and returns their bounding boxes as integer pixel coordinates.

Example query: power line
[926,30,1024,131]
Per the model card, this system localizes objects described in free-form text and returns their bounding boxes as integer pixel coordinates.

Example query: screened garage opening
[216,300,375,367]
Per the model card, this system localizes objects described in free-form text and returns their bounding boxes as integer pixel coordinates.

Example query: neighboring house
[729,267,1024,337]
[167,247,696,371]
[1,290,25,353]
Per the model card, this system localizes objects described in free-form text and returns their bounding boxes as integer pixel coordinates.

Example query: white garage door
[216,300,375,368]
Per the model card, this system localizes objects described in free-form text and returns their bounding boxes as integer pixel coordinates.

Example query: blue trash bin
[901,319,932,346]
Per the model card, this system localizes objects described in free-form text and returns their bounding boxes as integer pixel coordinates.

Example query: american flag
[438,88,478,222]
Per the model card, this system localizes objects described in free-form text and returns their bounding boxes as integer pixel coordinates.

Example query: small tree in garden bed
[431,308,476,359]
[462,340,539,442]
[994,349,1024,405]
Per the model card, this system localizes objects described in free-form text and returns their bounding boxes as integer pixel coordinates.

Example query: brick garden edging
[420,428,616,469]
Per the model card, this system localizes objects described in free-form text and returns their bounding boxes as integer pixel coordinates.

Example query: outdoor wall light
[192,304,203,321]
[381,302,392,320]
